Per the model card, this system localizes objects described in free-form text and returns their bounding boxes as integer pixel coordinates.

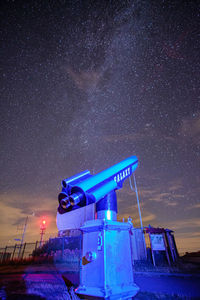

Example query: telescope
[57,156,140,299]
[58,156,138,220]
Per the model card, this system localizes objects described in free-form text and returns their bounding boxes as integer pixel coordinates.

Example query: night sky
[0,0,199,253]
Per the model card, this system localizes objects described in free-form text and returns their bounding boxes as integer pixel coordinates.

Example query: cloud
[0,202,24,238]
[139,178,184,207]
[0,192,58,246]
[190,232,200,237]
[161,218,200,231]
[169,228,200,253]
[117,177,187,231]
[165,201,178,206]
[101,115,200,155]
[101,123,181,145]
[118,211,156,226]
[176,235,200,254]
[187,203,200,210]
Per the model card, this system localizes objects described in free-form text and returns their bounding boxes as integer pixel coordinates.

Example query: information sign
[150,234,165,251]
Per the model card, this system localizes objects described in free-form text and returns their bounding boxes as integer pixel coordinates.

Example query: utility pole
[21,216,28,245]
[18,216,28,258]
[39,218,46,247]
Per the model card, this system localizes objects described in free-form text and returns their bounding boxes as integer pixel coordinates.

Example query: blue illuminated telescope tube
[58,156,138,220]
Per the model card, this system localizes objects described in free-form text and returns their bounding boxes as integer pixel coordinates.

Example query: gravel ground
[0,264,200,300]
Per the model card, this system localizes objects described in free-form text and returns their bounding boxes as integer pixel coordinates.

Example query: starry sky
[0,0,199,253]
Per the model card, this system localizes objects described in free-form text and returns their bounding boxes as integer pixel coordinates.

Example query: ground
[0,262,199,300]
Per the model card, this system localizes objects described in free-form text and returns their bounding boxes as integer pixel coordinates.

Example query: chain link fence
[0,231,82,265]
[0,241,43,263]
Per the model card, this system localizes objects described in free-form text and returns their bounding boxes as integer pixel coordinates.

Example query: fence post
[21,243,26,260]
[3,246,7,262]
[18,244,22,259]
[12,244,17,260]
[35,241,38,251]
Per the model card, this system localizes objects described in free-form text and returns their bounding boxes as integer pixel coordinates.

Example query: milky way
[0,1,199,252]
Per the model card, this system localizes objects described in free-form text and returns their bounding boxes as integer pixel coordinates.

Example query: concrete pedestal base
[76,219,139,299]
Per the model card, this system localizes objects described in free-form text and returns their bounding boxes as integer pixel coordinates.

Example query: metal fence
[0,232,82,264]
[0,241,42,263]
[0,228,179,266]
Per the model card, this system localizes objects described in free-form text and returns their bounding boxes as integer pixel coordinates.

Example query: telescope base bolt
[75,219,139,299]
[85,251,97,262]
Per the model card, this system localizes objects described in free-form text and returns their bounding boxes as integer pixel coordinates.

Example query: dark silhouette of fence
[0,232,82,264]
[0,241,42,263]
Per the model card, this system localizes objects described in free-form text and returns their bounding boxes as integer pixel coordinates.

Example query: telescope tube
[69,156,138,206]
[73,156,138,193]
[58,156,138,217]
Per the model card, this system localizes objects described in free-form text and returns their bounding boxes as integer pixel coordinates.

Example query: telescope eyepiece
[58,192,71,210]
[69,192,83,206]
[60,198,71,210]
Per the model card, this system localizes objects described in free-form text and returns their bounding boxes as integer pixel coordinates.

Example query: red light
[40,218,47,229]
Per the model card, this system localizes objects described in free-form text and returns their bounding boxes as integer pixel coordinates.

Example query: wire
[129,174,134,191]
[129,174,143,229]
